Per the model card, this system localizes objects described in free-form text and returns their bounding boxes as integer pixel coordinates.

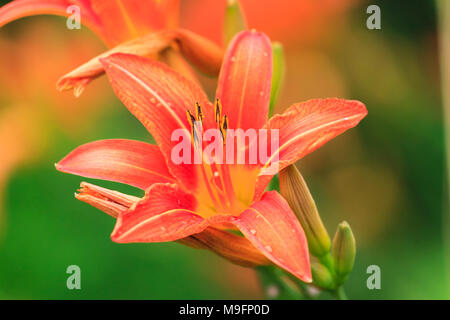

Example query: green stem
[334,286,348,300]
[318,252,334,273]
[284,271,316,300]
[318,252,351,299]
[256,266,303,300]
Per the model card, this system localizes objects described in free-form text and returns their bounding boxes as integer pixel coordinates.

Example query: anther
[221,115,228,142]
[196,102,203,122]
[186,109,200,146]
[215,98,222,125]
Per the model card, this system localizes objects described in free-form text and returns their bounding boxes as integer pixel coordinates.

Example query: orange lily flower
[55,31,367,282]
[0,0,223,96]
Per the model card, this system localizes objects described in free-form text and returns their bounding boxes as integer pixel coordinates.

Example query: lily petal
[216,30,272,130]
[56,139,175,189]
[0,1,180,47]
[88,0,179,46]
[254,98,367,200]
[0,0,102,37]
[190,227,271,267]
[100,53,212,190]
[111,183,207,243]
[232,191,312,282]
[0,0,70,26]
[56,31,174,96]
[57,29,224,96]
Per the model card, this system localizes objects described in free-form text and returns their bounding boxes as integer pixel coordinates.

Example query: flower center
[185,99,247,216]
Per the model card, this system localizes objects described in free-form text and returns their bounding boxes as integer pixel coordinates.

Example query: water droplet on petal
[250,229,257,235]
[265,245,272,253]
[213,171,220,177]
[344,117,349,120]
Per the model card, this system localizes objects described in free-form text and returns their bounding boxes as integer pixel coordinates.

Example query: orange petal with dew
[111,183,207,243]
[232,191,312,282]
[100,53,212,190]
[254,98,367,200]
[216,30,272,130]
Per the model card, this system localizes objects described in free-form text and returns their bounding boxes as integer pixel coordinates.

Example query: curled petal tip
[302,273,313,284]
[0,0,69,28]
[57,77,89,97]
[54,162,65,173]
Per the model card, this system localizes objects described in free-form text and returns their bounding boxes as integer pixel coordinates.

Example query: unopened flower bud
[75,182,139,218]
[269,42,285,116]
[311,261,335,290]
[224,0,247,44]
[332,221,356,284]
[279,165,331,257]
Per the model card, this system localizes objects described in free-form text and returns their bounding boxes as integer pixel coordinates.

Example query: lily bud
[311,261,335,290]
[75,182,140,218]
[269,42,285,116]
[224,0,247,44]
[332,221,356,284]
[279,165,331,257]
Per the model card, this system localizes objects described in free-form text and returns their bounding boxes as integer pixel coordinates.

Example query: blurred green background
[0,0,448,299]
